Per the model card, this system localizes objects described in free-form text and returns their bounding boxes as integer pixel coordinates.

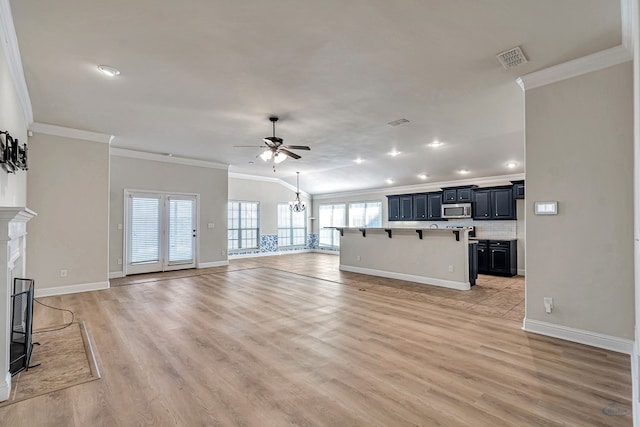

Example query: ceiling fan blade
[279,148,301,159]
[263,136,283,147]
[234,145,265,148]
[283,145,311,150]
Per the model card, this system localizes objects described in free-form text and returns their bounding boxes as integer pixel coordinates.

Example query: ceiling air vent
[496,46,528,69]
[387,118,409,127]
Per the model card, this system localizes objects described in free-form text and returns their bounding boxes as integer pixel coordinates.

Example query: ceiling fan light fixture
[260,150,273,161]
[274,152,287,164]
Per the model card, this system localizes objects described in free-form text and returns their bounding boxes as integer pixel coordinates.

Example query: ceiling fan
[235,116,310,164]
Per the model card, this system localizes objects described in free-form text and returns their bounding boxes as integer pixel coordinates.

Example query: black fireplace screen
[10,278,35,375]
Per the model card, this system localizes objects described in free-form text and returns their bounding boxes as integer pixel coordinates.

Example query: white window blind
[319,203,345,248]
[228,201,259,250]
[168,198,194,263]
[348,201,382,228]
[277,204,306,247]
[130,197,160,264]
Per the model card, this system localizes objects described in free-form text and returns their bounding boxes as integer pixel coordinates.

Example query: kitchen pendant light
[289,172,306,212]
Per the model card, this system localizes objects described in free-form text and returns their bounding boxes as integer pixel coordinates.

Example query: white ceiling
[9,0,622,195]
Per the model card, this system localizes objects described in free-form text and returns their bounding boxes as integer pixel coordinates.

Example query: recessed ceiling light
[428,140,444,148]
[506,161,518,169]
[388,150,401,156]
[418,174,428,180]
[458,169,470,175]
[354,158,364,164]
[386,178,394,184]
[97,65,121,77]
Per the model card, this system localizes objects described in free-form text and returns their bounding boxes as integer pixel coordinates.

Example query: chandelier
[289,172,306,212]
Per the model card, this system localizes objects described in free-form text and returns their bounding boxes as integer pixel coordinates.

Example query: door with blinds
[125,191,198,275]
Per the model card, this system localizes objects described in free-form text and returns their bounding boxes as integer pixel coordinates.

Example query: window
[348,201,382,228]
[228,201,259,250]
[319,203,346,248]
[277,204,306,247]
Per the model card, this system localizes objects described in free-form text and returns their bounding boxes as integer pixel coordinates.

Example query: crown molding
[30,122,113,143]
[312,173,525,200]
[516,45,632,91]
[0,0,33,126]
[229,172,311,199]
[111,147,229,170]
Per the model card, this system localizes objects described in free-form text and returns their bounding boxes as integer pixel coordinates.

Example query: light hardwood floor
[1,253,631,426]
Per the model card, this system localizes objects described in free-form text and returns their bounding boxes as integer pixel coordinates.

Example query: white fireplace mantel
[0,207,36,401]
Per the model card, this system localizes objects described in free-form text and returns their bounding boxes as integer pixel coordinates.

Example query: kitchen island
[337,227,476,290]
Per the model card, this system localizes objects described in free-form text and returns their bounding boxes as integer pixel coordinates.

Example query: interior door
[125,192,198,275]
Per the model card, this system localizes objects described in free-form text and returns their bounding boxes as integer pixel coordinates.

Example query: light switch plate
[534,201,558,215]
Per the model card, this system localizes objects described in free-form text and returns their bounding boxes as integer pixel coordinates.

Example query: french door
[125,191,198,275]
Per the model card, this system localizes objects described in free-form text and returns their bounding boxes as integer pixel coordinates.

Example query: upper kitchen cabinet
[388,192,444,221]
[442,186,476,204]
[427,192,444,220]
[413,194,428,220]
[473,186,516,220]
[512,180,525,199]
[399,195,413,220]
[387,196,400,221]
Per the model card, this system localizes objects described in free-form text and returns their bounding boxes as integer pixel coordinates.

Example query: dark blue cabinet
[427,193,444,220]
[413,194,428,220]
[512,181,525,199]
[473,187,515,220]
[443,186,474,204]
[387,196,400,221]
[476,240,517,276]
[399,196,413,220]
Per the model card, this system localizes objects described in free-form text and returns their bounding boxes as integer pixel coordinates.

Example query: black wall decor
[0,131,28,173]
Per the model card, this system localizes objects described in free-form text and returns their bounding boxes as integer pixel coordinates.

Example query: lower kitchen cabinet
[476,239,517,277]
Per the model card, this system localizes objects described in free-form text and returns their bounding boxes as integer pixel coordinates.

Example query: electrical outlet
[60,269,68,278]
[356,255,361,261]
[544,297,553,314]
[221,250,226,256]
[448,265,454,272]
[117,258,123,265]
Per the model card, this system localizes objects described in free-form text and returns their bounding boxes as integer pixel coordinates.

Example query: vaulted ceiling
[9,0,622,194]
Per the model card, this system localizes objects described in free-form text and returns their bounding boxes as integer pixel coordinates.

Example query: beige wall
[525,62,634,339]
[110,155,228,274]
[0,38,27,207]
[26,134,110,289]
[228,177,312,236]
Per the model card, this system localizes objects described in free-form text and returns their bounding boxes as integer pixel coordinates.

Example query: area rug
[0,321,101,406]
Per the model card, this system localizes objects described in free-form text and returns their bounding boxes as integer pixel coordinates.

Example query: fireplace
[0,207,36,401]
[10,278,34,375]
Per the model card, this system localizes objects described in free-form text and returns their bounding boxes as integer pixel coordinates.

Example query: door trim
[123,189,200,276]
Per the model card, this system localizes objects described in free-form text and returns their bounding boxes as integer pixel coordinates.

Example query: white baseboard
[311,249,340,255]
[0,371,10,402]
[631,344,638,426]
[108,271,124,279]
[522,318,634,354]
[229,249,314,259]
[517,268,526,276]
[197,261,229,268]
[339,264,470,291]
[35,281,110,298]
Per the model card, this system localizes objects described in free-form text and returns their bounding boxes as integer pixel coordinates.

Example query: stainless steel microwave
[441,203,472,219]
